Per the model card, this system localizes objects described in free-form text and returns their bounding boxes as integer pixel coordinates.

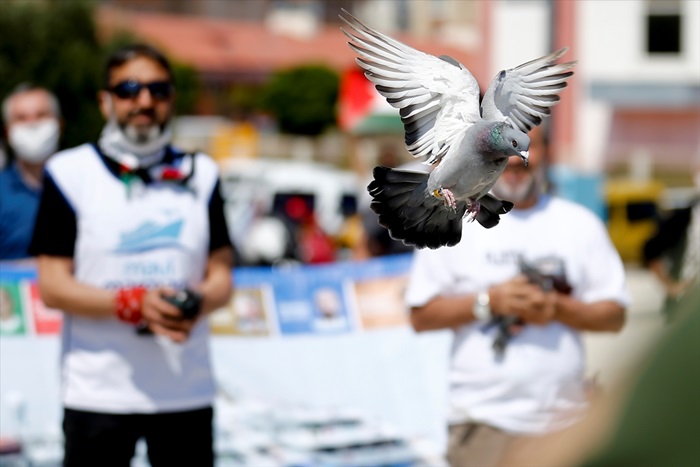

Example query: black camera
[136,289,203,336]
[518,256,572,294]
[162,289,203,320]
[492,256,573,357]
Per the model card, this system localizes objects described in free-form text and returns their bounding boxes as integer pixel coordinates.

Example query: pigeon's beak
[519,150,529,167]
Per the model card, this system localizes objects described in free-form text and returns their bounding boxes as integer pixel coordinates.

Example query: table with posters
[0,255,451,451]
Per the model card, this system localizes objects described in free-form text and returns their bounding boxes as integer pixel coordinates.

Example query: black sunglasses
[109,80,173,100]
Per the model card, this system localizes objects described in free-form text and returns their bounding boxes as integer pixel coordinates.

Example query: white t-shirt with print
[405,195,630,435]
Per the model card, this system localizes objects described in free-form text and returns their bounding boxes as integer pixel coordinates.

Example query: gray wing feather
[481,48,576,133]
[340,10,480,165]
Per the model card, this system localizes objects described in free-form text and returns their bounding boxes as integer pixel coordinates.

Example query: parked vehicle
[219,159,361,266]
[605,179,664,263]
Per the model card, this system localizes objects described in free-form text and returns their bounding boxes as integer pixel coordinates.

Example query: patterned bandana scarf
[98,118,173,171]
[97,119,194,197]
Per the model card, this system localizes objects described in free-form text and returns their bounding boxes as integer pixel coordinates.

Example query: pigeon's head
[486,122,530,166]
[499,124,530,166]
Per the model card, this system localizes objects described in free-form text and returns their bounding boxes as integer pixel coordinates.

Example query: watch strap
[472,290,492,321]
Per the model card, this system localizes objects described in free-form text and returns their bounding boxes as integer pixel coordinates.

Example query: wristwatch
[472,290,492,321]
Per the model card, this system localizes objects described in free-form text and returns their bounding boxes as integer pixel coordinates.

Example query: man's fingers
[154,298,182,319]
[510,274,529,285]
[149,322,189,343]
[142,290,182,320]
[508,298,532,317]
[156,285,178,296]
[493,278,551,317]
[150,315,194,333]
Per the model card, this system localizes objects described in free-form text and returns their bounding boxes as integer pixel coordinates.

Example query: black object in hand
[492,315,519,357]
[518,256,572,295]
[492,256,573,357]
[162,289,203,320]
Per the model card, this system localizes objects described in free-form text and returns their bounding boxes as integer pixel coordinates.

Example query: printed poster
[0,253,416,338]
[273,265,354,335]
[353,275,410,329]
[344,253,413,329]
[209,286,275,336]
[27,282,62,335]
[0,282,28,336]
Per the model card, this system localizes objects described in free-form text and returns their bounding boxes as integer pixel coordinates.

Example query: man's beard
[120,111,166,145]
[123,122,163,145]
[492,168,545,203]
[100,112,173,162]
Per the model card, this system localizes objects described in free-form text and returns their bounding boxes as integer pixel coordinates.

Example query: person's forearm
[648,259,689,297]
[199,247,234,314]
[648,259,674,289]
[37,257,115,318]
[410,294,477,332]
[199,270,232,314]
[554,295,625,332]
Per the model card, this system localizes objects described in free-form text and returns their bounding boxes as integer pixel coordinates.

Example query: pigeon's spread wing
[480,48,576,133]
[340,10,481,165]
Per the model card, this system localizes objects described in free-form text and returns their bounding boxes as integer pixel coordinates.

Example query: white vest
[46,144,220,413]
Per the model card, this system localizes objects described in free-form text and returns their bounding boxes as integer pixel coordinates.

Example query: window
[646,0,682,54]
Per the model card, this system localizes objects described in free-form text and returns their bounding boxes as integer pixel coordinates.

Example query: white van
[219,159,361,264]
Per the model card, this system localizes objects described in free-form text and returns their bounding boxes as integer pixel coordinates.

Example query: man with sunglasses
[29,44,233,466]
[405,126,629,467]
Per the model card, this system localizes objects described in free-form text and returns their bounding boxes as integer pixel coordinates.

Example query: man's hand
[141,287,194,343]
[489,275,557,326]
[667,279,693,299]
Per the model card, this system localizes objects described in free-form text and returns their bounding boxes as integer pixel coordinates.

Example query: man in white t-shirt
[405,126,629,467]
[29,44,234,466]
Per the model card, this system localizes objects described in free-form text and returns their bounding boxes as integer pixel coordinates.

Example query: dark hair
[103,44,174,89]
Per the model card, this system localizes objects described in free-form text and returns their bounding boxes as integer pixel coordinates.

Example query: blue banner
[0,254,415,337]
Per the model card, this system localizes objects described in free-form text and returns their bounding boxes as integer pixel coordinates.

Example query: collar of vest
[91,143,196,186]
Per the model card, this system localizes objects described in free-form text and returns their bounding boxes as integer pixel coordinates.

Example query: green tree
[0,0,104,149]
[259,65,339,136]
[0,1,201,150]
[170,63,200,116]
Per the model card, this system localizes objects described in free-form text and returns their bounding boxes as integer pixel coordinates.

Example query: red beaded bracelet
[115,287,147,324]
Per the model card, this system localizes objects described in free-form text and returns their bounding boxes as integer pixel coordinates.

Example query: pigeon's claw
[433,188,457,211]
[464,199,481,223]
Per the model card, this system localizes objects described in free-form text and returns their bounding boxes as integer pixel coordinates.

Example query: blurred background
[0,0,698,466]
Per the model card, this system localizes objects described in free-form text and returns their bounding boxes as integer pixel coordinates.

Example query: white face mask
[8,118,60,164]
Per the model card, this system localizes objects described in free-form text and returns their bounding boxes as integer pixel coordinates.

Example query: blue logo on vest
[114,219,184,253]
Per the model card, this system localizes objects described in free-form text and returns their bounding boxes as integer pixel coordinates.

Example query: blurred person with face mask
[405,125,629,467]
[0,84,62,260]
[28,44,233,467]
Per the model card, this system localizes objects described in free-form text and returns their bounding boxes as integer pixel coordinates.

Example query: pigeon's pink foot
[433,188,457,210]
[465,200,481,222]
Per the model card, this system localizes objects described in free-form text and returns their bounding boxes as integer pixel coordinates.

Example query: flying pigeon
[340,10,576,249]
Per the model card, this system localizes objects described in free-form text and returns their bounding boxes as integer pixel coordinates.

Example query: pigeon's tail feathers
[368,167,467,249]
[475,194,514,229]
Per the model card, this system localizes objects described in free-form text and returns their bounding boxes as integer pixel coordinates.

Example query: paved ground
[583,265,667,388]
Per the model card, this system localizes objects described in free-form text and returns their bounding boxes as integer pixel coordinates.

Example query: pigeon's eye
[511,140,518,148]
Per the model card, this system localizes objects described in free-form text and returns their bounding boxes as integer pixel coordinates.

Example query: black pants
[62,406,213,467]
